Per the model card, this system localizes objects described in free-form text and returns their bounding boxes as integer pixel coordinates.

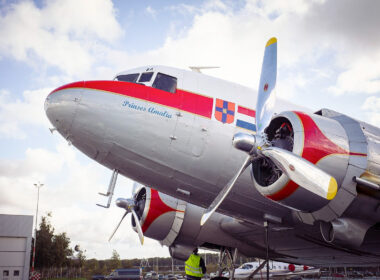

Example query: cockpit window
[138,72,154,83]
[152,72,177,93]
[116,73,139,83]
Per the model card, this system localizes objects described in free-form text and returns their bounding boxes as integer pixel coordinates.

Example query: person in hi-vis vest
[185,248,206,280]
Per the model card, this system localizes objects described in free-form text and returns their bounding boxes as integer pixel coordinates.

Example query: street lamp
[31,182,44,272]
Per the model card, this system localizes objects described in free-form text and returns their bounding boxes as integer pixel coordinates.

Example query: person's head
[193,248,198,255]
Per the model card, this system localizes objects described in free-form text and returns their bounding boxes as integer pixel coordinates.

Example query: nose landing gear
[96,169,119,208]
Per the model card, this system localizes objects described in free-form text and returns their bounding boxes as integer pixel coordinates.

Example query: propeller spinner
[200,37,337,226]
[109,182,145,244]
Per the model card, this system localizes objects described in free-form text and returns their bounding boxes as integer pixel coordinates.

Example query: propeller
[109,182,145,244]
[200,37,337,226]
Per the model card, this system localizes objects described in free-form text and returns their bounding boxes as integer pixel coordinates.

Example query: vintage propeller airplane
[45,38,380,268]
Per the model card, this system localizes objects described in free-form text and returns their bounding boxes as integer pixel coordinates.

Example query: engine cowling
[251,111,354,212]
[168,244,194,261]
[131,187,186,245]
[131,187,262,260]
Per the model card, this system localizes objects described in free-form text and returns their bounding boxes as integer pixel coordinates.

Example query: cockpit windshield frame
[115,73,140,83]
[152,72,177,93]
[138,72,154,83]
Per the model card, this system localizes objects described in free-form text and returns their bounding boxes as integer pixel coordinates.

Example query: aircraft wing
[107,185,380,267]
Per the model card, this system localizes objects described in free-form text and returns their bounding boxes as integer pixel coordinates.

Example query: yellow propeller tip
[266,37,277,47]
[326,177,338,200]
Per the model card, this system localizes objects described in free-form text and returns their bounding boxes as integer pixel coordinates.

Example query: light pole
[31,182,44,272]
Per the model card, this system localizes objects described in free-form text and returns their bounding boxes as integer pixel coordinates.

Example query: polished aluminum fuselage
[46,67,302,220]
[45,65,380,266]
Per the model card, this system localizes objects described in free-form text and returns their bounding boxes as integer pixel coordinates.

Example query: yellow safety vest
[185,254,203,278]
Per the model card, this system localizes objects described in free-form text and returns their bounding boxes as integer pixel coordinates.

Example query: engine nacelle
[131,187,186,245]
[131,187,261,260]
[168,244,195,261]
[320,217,374,248]
[251,111,354,212]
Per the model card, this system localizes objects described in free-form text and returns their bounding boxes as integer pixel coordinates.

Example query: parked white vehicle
[223,261,320,279]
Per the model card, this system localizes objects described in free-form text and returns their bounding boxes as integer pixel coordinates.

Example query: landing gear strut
[264,220,270,280]
[96,169,119,208]
[216,247,238,280]
[246,221,271,280]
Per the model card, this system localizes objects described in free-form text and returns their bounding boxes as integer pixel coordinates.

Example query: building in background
[0,214,33,280]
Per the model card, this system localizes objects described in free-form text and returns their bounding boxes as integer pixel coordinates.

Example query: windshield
[152,72,177,93]
[139,72,154,83]
[116,73,140,83]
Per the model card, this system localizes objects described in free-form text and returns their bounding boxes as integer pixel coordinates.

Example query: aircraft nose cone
[45,82,84,138]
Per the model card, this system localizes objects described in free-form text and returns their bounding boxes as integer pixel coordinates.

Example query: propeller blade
[132,182,140,197]
[109,211,128,242]
[201,156,252,226]
[261,147,338,200]
[256,37,277,135]
[131,209,144,245]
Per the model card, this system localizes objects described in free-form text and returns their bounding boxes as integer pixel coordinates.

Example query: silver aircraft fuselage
[45,65,380,266]
[45,66,300,220]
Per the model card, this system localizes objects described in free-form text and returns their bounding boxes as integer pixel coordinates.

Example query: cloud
[294,0,380,96]
[328,52,380,95]
[0,87,51,139]
[302,0,380,53]
[0,0,122,77]
[361,96,380,126]
[41,0,122,42]
[0,147,63,178]
[145,6,156,18]
[0,139,166,259]
[123,0,380,102]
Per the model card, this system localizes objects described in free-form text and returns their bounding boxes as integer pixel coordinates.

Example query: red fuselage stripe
[51,81,214,119]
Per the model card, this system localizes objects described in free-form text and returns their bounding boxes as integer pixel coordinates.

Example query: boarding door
[171,72,208,158]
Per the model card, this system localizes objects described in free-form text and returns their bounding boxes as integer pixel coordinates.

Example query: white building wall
[0,215,33,280]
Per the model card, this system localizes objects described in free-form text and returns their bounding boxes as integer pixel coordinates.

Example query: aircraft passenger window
[3,271,9,276]
[14,271,20,276]
[116,73,140,83]
[152,72,177,93]
[138,72,154,83]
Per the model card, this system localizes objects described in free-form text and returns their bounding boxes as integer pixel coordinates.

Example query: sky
[0,0,380,260]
